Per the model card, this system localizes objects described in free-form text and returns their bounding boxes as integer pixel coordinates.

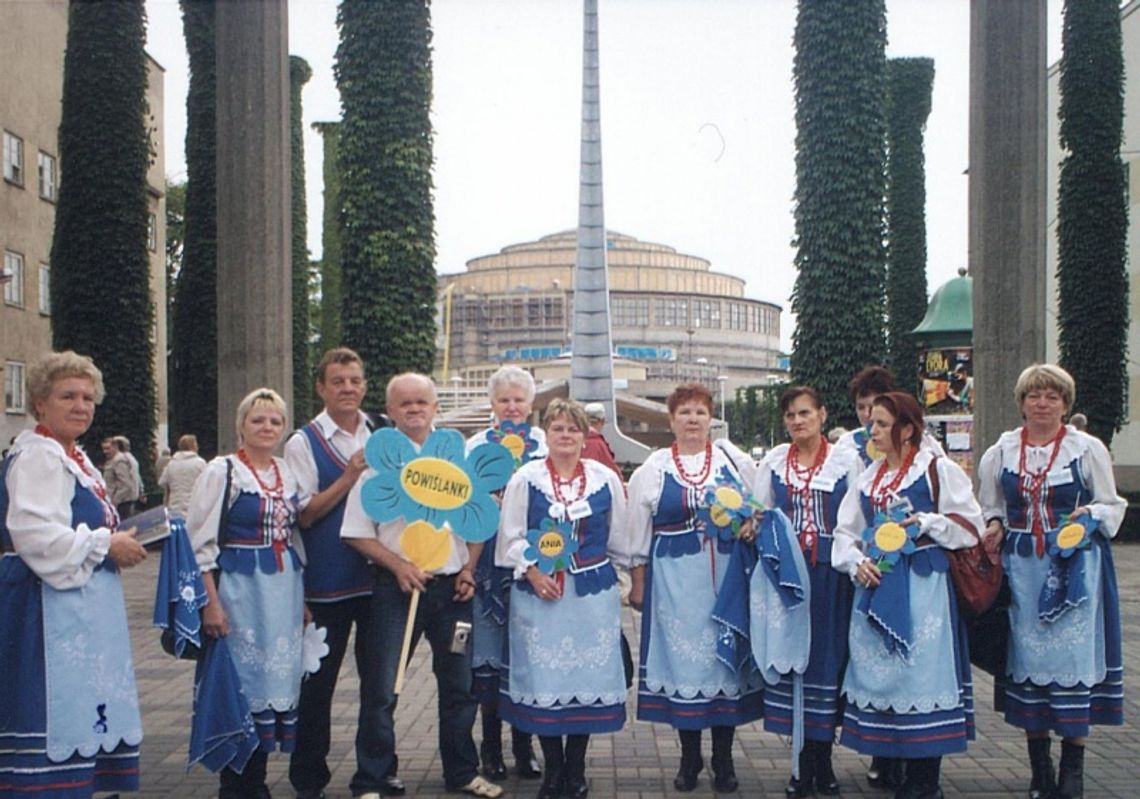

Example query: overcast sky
[143,0,1064,351]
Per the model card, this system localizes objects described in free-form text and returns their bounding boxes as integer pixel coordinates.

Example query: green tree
[50,0,155,479]
[790,0,888,423]
[884,57,934,392]
[290,55,314,420]
[313,121,344,352]
[170,0,218,457]
[165,178,186,430]
[1057,0,1128,445]
[335,0,437,412]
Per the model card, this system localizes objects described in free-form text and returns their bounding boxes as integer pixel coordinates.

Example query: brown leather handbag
[928,458,1004,616]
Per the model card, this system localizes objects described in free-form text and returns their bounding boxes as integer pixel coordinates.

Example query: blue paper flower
[861,510,919,573]
[854,425,884,463]
[487,420,540,468]
[1047,515,1097,559]
[697,476,764,541]
[360,428,515,543]
[524,518,578,574]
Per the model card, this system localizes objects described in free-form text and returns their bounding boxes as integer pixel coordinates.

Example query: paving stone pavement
[124,544,1140,798]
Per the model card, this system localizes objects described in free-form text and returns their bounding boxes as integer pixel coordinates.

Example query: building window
[4,361,26,415]
[653,297,689,327]
[694,299,720,329]
[3,250,24,307]
[613,297,649,327]
[147,212,157,251]
[39,263,51,315]
[3,131,24,186]
[37,151,57,201]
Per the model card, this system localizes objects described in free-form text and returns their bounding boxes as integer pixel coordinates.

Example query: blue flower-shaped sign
[1047,514,1097,559]
[854,425,884,464]
[697,476,765,541]
[861,509,919,573]
[524,518,578,574]
[488,420,539,469]
[361,428,514,543]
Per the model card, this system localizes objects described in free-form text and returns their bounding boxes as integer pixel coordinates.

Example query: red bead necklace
[546,457,586,505]
[236,448,283,496]
[671,440,713,487]
[785,436,829,564]
[869,445,918,512]
[1018,425,1067,556]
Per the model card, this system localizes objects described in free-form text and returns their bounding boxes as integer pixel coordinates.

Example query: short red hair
[667,382,714,415]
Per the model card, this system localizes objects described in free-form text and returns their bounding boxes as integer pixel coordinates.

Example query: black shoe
[814,741,840,796]
[379,775,407,797]
[869,757,904,791]
[537,767,564,799]
[674,756,705,792]
[295,792,326,799]
[564,775,588,799]
[1056,741,1084,799]
[513,730,543,779]
[1027,737,1056,799]
[711,759,738,793]
[786,741,815,798]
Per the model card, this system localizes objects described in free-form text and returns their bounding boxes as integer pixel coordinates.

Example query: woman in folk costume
[833,392,983,799]
[0,351,147,798]
[753,386,860,797]
[978,365,1125,799]
[626,383,762,794]
[496,399,628,799]
[466,366,546,781]
[187,388,306,799]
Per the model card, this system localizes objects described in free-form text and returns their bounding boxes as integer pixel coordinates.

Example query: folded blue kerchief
[153,518,208,657]
[859,559,913,658]
[711,537,757,673]
[189,636,260,773]
[1038,516,1097,623]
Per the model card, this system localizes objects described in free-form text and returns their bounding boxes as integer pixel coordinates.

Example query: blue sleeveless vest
[297,422,374,601]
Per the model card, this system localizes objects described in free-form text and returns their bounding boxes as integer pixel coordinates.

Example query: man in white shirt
[285,348,384,799]
[341,373,501,799]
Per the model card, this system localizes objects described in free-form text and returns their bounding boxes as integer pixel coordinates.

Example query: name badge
[886,495,914,516]
[1046,469,1074,487]
[567,498,593,520]
[810,476,836,492]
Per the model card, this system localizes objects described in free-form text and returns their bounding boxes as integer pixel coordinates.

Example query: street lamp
[449,375,463,410]
[716,375,728,421]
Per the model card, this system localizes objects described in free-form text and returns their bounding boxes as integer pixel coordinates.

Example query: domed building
[436,230,783,403]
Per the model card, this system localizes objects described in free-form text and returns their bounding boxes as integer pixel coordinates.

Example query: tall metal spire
[569,0,648,462]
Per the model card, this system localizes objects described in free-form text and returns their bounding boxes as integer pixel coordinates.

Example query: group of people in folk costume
[0,350,1123,799]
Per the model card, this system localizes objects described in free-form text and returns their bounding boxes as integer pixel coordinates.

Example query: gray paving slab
[122,544,1140,797]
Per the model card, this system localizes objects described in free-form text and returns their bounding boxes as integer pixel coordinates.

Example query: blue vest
[771,470,847,564]
[523,481,618,596]
[651,467,736,558]
[1000,458,1087,532]
[296,423,373,601]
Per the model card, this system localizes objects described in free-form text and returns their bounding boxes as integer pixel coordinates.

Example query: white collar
[11,429,104,492]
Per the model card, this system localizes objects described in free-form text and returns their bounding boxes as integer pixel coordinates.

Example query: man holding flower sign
[341,374,505,799]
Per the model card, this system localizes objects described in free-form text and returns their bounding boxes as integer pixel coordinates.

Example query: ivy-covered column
[790,0,888,422]
[50,0,156,479]
[335,0,437,412]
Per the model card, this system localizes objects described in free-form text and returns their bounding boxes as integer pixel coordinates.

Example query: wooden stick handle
[393,589,420,696]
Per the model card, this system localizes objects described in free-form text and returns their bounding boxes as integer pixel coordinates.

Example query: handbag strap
[217,457,233,548]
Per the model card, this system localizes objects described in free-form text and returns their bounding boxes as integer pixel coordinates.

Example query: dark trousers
[220,749,267,798]
[289,595,372,795]
[352,571,479,794]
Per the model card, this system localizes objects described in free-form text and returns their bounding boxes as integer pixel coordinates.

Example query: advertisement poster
[919,347,974,476]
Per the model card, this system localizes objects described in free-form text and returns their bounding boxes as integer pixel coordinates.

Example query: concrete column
[968,0,1047,459]
[215,0,292,451]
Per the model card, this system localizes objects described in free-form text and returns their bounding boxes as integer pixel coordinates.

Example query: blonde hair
[543,398,589,435]
[235,387,288,442]
[27,351,105,419]
[1013,364,1075,412]
[177,433,199,452]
